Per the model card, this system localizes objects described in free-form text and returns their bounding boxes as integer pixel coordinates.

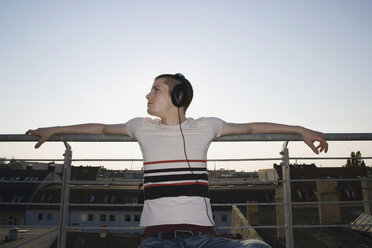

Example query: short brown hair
[155,74,193,112]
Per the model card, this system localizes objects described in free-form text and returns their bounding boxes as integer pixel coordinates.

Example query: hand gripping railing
[1,133,372,248]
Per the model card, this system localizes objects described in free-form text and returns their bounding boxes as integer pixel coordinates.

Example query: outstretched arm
[26,123,129,149]
[221,122,328,154]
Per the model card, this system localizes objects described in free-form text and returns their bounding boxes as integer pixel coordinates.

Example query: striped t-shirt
[125,117,224,227]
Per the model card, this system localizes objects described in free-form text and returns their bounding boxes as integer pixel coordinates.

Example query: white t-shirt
[125,117,224,227]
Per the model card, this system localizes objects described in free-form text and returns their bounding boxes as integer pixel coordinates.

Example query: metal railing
[1,133,372,248]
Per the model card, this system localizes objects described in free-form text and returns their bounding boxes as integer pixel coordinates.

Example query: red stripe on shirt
[144,159,207,165]
[144,181,208,188]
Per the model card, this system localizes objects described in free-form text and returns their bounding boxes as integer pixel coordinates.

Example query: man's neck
[160,109,186,126]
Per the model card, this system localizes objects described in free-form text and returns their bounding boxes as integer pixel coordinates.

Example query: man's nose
[146,92,151,100]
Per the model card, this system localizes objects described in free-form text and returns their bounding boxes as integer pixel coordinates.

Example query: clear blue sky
[1,0,371,171]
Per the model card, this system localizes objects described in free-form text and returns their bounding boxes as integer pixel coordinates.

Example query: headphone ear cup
[172,83,190,107]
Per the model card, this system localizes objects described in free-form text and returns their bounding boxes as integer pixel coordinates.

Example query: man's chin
[147,109,157,117]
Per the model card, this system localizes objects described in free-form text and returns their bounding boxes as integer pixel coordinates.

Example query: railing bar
[1,177,372,185]
[2,223,371,233]
[70,180,144,185]
[63,225,287,230]
[0,202,63,206]
[62,224,372,231]
[1,224,371,231]
[290,178,371,182]
[2,200,371,207]
[289,157,372,160]
[291,200,372,205]
[0,180,62,184]
[57,141,72,248]
[68,178,371,184]
[2,133,372,142]
[0,202,282,207]
[3,156,372,162]
[0,225,59,229]
[227,224,372,229]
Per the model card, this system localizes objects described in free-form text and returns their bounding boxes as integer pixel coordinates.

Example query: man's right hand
[26,127,56,149]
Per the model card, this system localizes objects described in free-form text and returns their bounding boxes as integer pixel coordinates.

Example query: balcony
[1,133,372,248]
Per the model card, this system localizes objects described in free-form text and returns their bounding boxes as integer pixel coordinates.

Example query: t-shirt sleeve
[200,117,224,139]
[124,117,144,138]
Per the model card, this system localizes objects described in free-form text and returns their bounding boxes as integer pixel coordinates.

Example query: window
[38,213,43,221]
[47,213,53,221]
[298,191,308,201]
[11,196,18,202]
[110,215,115,222]
[110,195,116,204]
[17,196,24,202]
[7,216,16,225]
[221,215,227,223]
[89,194,96,203]
[132,196,138,204]
[125,196,131,204]
[88,214,94,222]
[345,189,357,200]
[134,215,140,222]
[100,214,106,222]
[40,194,46,202]
[47,194,53,203]
[313,189,317,195]
[75,195,81,203]
[103,195,109,204]
[125,215,131,222]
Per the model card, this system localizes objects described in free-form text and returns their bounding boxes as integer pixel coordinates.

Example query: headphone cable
[177,108,222,235]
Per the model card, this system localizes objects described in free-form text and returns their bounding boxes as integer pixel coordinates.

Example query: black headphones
[171,73,193,108]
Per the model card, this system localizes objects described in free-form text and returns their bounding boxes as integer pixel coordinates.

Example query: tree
[345,151,366,168]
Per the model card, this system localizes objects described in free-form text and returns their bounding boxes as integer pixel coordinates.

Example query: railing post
[281,141,294,248]
[57,141,72,248]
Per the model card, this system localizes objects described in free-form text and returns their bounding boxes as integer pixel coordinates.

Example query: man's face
[146,78,174,117]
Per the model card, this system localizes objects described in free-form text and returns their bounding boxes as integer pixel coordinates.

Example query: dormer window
[89,194,96,203]
[47,194,53,203]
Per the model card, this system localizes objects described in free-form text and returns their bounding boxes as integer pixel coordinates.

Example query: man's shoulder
[194,116,224,123]
[127,117,159,124]
[192,117,224,137]
[125,117,161,137]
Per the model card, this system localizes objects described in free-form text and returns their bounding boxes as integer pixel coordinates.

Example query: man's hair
[155,74,193,112]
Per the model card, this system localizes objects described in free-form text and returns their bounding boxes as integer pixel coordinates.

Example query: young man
[27,73,328,248]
